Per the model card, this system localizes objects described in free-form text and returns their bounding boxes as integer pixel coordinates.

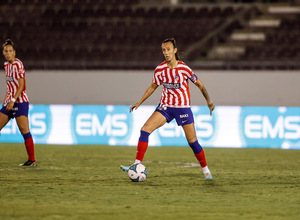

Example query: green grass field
[0,144,299,220]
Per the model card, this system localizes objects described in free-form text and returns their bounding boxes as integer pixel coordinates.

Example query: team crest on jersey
[174,75,179,81]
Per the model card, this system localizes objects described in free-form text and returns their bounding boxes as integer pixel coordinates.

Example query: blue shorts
[0,102,29,119]
[155,104,194,126]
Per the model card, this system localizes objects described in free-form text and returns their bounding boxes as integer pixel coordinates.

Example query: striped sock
[136,130,150,162]
[189,141,207,168]
[23,132,35,161]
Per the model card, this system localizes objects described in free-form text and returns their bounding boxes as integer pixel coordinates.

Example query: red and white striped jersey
[153,61,198,108]
[3,58,29,104]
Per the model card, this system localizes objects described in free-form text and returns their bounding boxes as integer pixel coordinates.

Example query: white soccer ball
[128,163,148,182]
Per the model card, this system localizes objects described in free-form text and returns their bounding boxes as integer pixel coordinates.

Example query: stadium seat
[120,7,133,18]
[170,7,184,19]
[145,7,159,18]
[132,7,146,18]
[185,7,197,18]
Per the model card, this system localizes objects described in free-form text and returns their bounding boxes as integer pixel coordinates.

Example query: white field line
[141,161,201,169]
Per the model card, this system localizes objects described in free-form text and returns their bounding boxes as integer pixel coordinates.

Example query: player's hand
[6,101,14,111]
[208,102,215,116]
[129,103,140,112]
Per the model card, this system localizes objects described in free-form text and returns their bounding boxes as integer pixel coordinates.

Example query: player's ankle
[134,159,142,164]
[202,166,210,174]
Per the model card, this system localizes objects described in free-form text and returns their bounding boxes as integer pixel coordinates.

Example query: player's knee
[187,137,197,144]
[19,127,29,135]
[141,124,152,134]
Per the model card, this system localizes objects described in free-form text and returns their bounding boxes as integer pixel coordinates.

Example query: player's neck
[8,58,15,64]
[167,59,178,69]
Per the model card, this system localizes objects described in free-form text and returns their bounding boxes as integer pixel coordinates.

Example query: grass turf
[0,144,299,220]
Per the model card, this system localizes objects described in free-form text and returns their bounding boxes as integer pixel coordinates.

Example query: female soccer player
[121,38,215,179]
[0,39,36,166]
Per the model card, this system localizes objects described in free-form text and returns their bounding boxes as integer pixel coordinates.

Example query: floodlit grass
[0,144,299,220]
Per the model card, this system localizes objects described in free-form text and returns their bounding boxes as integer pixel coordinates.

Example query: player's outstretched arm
[194,78,215,115]
[130,83,158,112]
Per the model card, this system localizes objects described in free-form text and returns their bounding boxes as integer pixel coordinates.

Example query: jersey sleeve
[152,68,162,85]
[186,67,198,83]
[16,62,25,80]
[189,73,198,83]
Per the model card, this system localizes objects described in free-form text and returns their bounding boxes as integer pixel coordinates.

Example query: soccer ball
[128,163,148,182]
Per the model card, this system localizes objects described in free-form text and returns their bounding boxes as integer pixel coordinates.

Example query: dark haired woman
[121,38,215,179]
[1,39,36,166]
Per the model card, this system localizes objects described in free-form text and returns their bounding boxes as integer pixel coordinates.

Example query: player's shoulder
[155,61,168,69]
[13,58,24,65]
[154,61,168,75]
[177,61,193,72]
[13,58,24,69]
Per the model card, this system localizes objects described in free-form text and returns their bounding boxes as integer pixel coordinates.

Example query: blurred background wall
[1,70,299,106]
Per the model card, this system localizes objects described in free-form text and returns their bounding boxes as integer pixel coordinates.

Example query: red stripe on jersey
[3,58,29,104]
[153,61,197,108]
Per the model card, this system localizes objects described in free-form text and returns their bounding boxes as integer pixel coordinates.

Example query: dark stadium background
[0,0,299,107]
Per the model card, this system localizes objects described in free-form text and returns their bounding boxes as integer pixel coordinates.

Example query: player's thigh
[182,123,197,143]
[15,115,30,135]
[141,111,167,133]
[0,112,10,131]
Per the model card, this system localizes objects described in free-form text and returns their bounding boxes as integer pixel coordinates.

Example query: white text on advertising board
[76,113,127,136]
[245,115,300,139]
[1,113,47,135]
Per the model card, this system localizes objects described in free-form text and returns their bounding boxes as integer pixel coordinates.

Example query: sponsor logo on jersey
[163,83,181,89]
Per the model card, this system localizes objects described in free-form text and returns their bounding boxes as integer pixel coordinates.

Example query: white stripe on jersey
[153,61,196,108]
[4,58,29,104]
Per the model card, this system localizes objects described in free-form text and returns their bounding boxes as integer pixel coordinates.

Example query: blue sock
[189,141,203,154]
[22,132,32,140]
[139,130,150,142]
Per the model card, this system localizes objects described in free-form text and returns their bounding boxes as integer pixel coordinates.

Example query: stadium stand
[0,0,299,70]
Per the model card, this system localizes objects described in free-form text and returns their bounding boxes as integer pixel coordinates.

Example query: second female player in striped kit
[0,39,36,166]
[121,38,215,179]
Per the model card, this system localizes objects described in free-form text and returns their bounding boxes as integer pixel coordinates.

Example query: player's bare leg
[121,111,167,172]
[140,111,167,134]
